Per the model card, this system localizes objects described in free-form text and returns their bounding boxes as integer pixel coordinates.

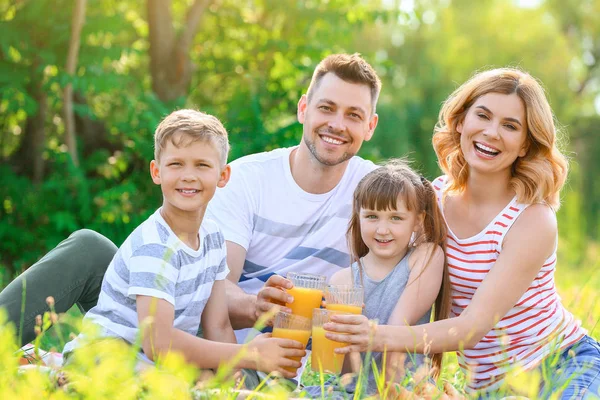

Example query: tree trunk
[11,76,47,183]
[147,0,211,103]
[63,0,87,167]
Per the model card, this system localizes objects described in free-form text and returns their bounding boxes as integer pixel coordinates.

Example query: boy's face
[150,133,230,217]
[297,73,378,167]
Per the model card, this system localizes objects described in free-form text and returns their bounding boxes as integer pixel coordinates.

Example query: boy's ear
[150,160,161,185]
[217,164,231,188]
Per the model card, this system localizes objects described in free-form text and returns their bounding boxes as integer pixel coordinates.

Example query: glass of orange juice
[285,272,326,320]
[311,308,347,374]
[271,312,311,373]
[324,284,364,315]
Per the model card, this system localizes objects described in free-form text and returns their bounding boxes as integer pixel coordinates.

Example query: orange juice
[272,327,311,373]
[286,286,323,319]
[326,303,362,315]
[311,326,346,374]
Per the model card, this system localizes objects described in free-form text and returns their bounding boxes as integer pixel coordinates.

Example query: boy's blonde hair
[432,68,568,209]
[154,109,229,166]
[306,53,382,113]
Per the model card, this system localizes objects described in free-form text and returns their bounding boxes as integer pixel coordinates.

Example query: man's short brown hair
[306,53,382,113]
[154,109,229,166]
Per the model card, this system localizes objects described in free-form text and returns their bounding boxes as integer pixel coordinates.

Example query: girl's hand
[323,314,379,354]
[246,333,306,378]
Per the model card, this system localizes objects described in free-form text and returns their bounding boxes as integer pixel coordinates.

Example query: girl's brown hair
[432,68,568,209]
[346,159,451,376]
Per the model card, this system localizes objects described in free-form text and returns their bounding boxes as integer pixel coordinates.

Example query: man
[0,53,382,351]
[204,53,381,342]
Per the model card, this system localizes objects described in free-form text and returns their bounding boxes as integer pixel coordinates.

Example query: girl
[324,159,451,394]
[324,68,600,398]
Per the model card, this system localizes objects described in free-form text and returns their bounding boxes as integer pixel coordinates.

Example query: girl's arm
[387,243,444,327]
[325,204,557,355]
[385,243,444,381]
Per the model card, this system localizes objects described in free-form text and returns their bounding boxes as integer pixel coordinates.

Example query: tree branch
[180,0,211,52]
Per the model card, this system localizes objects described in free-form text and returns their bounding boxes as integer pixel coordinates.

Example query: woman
[324,68,600,399]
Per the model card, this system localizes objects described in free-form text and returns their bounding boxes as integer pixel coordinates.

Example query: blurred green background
[1,0,599,286]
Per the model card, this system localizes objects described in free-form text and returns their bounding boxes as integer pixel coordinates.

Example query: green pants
[0,229,116,347]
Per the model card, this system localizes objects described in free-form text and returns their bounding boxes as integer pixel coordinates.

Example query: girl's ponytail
[418,177,451,377]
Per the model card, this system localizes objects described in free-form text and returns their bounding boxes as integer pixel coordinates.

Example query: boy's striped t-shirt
[64,208,229,351]
[433,176,585,393]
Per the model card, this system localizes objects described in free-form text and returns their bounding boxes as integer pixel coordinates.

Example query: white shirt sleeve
[205,162,256,250]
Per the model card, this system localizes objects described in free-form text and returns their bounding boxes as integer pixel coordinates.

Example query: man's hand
[255,275,294,326]
[245,333,306,378]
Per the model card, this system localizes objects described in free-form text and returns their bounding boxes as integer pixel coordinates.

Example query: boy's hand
[246,333,306,378]
[324,314,379,353]
[255,276,293,325]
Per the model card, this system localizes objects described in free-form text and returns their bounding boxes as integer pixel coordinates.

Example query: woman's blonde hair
[346,159,451,376]
[432,68,568,209]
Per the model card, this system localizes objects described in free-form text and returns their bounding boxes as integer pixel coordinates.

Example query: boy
[63,109,305,377]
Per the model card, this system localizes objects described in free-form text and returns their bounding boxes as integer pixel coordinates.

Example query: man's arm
[226,241,293,330]
[225,241,259,330]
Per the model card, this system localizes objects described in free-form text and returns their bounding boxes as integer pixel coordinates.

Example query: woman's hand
[323,314,380,354]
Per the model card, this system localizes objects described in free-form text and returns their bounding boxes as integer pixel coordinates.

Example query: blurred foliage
[0,0,599,280]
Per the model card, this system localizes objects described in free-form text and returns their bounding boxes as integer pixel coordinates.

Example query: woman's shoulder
[514,202,557,232]
[431,175,448,190]
[505,202,557,250]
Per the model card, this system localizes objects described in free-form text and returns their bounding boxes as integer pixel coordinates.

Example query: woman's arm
[326,204,557,355]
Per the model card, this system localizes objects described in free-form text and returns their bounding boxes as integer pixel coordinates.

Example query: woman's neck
[464,169,514,206]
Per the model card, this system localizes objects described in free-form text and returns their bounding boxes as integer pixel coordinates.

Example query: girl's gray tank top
[351,247,432,390]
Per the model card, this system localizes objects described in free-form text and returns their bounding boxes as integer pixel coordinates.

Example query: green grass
[6,238,600,399]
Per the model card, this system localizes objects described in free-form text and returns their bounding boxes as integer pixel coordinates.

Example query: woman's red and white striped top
[433,176,585,393]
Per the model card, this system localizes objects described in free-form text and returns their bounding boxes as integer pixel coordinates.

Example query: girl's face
[458,92,529,177]
[359,195,422,265]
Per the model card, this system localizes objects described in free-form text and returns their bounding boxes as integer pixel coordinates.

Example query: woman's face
[457,92,529,176]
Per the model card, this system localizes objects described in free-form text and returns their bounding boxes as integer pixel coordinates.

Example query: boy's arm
[201,279,236,344]
[136,295,239,367]
[136,295,305,376]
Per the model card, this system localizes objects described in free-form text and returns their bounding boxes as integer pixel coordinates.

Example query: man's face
[297,73,378,167]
